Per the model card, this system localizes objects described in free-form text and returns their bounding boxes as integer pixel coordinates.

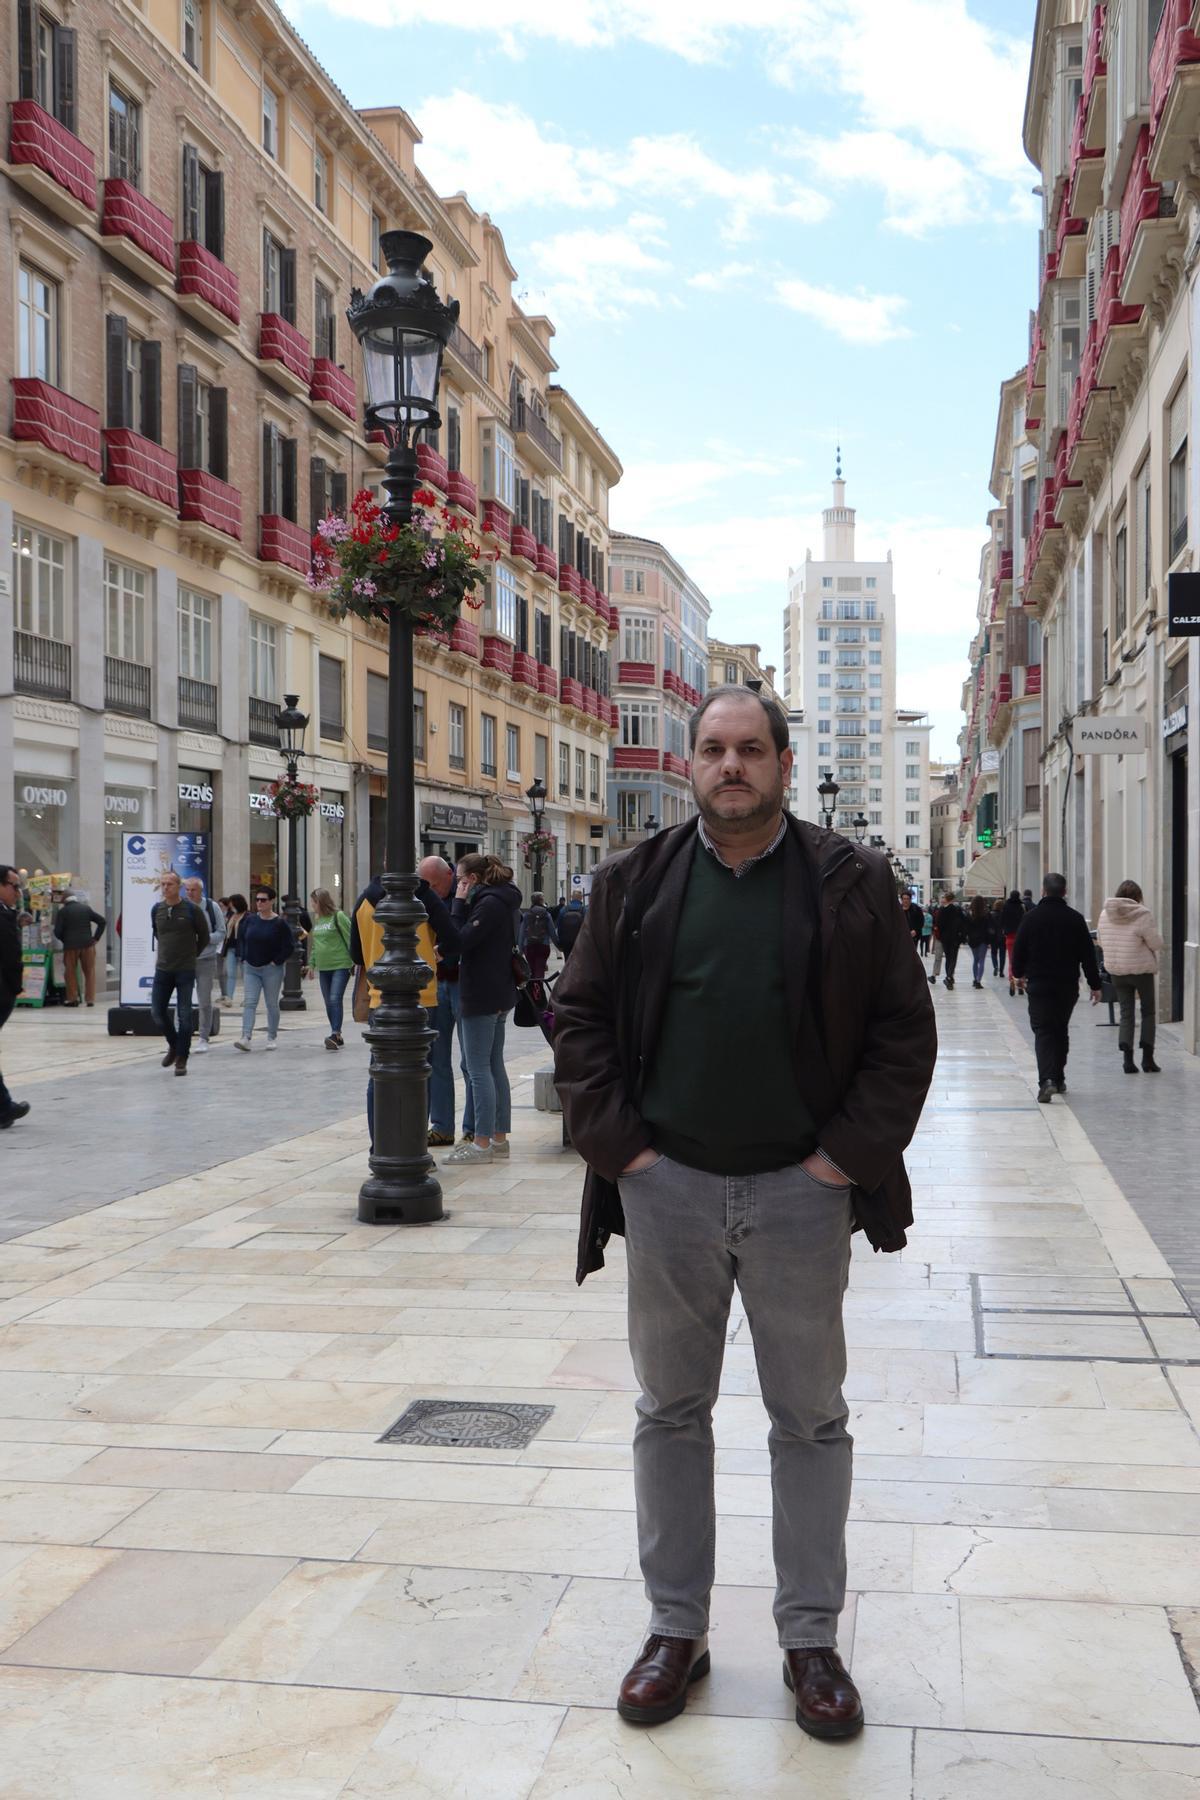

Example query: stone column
[0,499,15,859]
[75,534,106,898]
[219,596,250,898]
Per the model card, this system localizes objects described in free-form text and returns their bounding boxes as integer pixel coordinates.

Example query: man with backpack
[557,895,586,960]
[149,871,210,1077]
[182,877,223,1053]
[519,890,559,982]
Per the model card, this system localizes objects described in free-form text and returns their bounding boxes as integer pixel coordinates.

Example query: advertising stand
[107,832,213,1035]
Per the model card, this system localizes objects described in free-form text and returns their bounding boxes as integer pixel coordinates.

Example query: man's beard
[695,773,784,835]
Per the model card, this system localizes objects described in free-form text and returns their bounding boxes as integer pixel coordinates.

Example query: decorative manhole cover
[379,1399,554,1450]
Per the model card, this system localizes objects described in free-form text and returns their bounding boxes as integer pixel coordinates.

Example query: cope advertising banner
[120,832,210,1007]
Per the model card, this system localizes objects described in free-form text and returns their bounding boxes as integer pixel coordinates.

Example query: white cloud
[780,131,984,236]
[775,278,910,345]
[520,222,672,322]
[686,262,757,291]
[407,93,828,241]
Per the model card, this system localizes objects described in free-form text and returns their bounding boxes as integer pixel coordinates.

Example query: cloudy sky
[288,0,1039,760]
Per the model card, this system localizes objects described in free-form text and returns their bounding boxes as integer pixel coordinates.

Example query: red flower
[414,487,438,506]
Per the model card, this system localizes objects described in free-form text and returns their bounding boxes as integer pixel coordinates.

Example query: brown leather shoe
[783,1649,864,1739]
[617,1634,710,1725]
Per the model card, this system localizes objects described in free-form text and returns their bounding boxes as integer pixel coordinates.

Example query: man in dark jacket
[0,865,30,1127]
[150,871,210,1076]
[53,891,105,1007]
[554,686,936,1743]
[1012,872,1102,1101]
[556,896,585,958]
[933,891,966,989]
[904,892,924,944]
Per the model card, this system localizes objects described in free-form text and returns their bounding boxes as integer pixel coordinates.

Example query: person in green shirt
[307,887,353,1049]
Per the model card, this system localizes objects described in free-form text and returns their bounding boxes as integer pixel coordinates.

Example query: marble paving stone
[922,1403,1200,1465]
[959,1596,1200,1741]
[0,1325,172,1373]
[525,1705,915,1799]
[337,1693,567,1800]
[913,1731,1200,1800]
[292,1564,567,1696]
[850,1479,1051,1529]
[359,1499,640,1579]
[160,1376,410,1431]
[98,1488,392,1561]
[981,1316,1152,1357]
[1046,1486,1200,1535]
[0,1665,399,1799]
[0,1479,150,1545]
[67,1447,321,1493]
[1149,1317,1200,1359]
[849,1592,964,1727]
[0,1546,118,1653]
[913,1522,1200,1604]
[0,1549,295,1675]
[289,1456,548,1506]
[158,1329,343,1380]
[0,1442,103,1482]
[195,1560,389,1682]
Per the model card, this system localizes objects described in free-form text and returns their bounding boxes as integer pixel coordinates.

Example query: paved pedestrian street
[1,989,1199,1798]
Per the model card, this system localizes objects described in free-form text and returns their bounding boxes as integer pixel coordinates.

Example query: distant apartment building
[607,533,711,847]
[929,762,964,892]
[783,467,931,893]
[708,639,779,703]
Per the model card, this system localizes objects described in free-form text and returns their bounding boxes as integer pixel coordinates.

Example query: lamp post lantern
[525,777,548,894]
[816,769,840,831]
[347,229,458,1226]
[644,813,660,836]
[276,694,309,1013]
[852,812,868,844]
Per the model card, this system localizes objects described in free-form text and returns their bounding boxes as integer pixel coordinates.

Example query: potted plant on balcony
[519,830,557,871]
[268,777,320,821]
[310,487,490,629]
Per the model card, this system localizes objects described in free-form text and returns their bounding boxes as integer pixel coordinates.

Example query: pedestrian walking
[182,878,224,1052]
[0,864,30,1128]
[307,887,354,1050]
[350,869,458,1151]
[149,871,210,1077]
[919,905,933,959]
[556,895,586,959]
[965,896,990,988]
[1022,888,1035,912]
[220,895,248,1007]
[1012,872,1102,1102]
[444,853,522,1167]
[234,888,293,1051]
[988,899,1005,976]
[1096,880,1164,1075]
[934,891,966,989]
[52,889,105,1007]
[554,685,936,1741]
[903,892,924,947]
[519,889,558,982]
[1000,888,1026,994]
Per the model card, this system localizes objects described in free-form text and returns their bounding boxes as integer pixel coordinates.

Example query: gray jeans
[195,957,219,1043]
[618,1153,853,1650]
[1114,971,1156,1051]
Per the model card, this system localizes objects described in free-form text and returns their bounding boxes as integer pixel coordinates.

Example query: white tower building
[783,458,932,898]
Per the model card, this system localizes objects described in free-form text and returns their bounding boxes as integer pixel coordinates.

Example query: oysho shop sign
[104,794,142,816]
[20,784,68,808]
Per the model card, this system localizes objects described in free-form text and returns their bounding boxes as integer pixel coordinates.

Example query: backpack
[150,899,203,945]
[524,905,550,945]
[558,907,583,950]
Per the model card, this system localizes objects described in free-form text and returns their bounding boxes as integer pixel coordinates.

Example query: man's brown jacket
[553,816,937,1284]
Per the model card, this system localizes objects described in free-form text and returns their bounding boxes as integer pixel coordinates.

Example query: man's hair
[255,884,277,900]
[0,865,18,886]
[1043,872,1067,899]
[688,684,789,755]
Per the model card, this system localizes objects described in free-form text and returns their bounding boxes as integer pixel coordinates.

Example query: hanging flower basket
[310,488,490,630]
[520,830,557,871]
[268,778,320,821]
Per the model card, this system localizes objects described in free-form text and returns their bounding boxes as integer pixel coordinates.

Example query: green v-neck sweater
[640,842,818,1174]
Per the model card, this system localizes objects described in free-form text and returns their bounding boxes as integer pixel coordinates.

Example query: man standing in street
[933,890,966,990]
[519,890,558,983]
[1012,872,1102,1102]
[903,890,924,946]
[556,894,586,960]
[0,865,30,1128]
[52,890,105,1007]
[182,877,224,1053]
[417,855,466,1148]
[554,686,936,1742]
[150,871,209,1077]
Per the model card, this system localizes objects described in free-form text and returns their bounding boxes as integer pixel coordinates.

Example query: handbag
[510,910,531,987]
[351,964,371,1023]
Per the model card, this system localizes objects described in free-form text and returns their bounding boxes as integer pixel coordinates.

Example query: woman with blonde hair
[444,852,522,1165]
[307,886,354,1049]
[1096,879,1164,1074]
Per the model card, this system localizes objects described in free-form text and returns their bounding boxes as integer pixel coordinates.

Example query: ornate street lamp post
[644,813,660,836]
[276,694,308,1013]
[525,777,548,894]
[816,769,840,831]
[852,812,868,844]
[347,230,457,1226]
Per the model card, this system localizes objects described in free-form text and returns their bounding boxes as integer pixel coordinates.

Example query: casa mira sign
[1075,717,1148,753]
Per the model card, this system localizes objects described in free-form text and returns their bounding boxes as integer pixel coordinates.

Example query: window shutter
[319,655,343,734]
[447,407,461,472]
[209,387,228,481]
[106,315,128,429]
[18,0,34,101]
[281,436,297,521]
[262,228,273,312]
[517,595,528,652]
[560,624,568,671]
[182,145,200,243]
[262,421,275,513]
[129,99,142,188]
[280,248,296,325]
[309,456,328,531]
[140,340,161,444]
[204,169,225,260]
[54,27,76,133]
[330,470,348,515]
[178,363,197,468]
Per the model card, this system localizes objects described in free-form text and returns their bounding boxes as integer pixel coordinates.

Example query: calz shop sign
[1168,572,1200,637]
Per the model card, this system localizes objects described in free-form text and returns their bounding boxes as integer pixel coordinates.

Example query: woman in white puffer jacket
[1096,880,1164,1075]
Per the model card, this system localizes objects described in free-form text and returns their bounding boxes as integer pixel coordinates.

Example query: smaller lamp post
[852,812,868,844]
[276,693,309,1012]
[644,813,660,836]
[816,769,840,831]
[525,777,548,894]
